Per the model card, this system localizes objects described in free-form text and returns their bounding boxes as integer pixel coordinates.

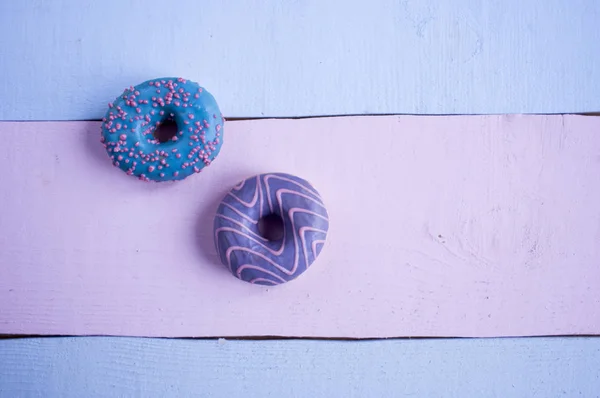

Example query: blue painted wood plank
[1,0,599,120]
[0,337,599,397]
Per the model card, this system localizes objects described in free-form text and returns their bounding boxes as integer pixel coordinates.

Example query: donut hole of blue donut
[153,117,178,143]
[257,213,285,242]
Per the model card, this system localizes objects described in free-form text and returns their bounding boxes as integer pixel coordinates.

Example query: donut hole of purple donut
[257,213,285,241]
[153,117,178,143]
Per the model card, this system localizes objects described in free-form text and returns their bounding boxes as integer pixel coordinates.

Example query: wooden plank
[0,115,599,338]
[1,0,599,120]
[0,337,599,397]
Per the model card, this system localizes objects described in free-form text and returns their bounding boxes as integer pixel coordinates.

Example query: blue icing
[101,77,224,182]
[214,173,329,285]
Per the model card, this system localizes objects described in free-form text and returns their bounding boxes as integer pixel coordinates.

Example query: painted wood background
[1,0,599,120]
[1,337,599,398]
[1,115,599,338]
[1,0,600,396]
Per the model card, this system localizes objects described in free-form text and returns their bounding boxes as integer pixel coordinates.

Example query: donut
[100,77,224,182]
[213,173,329,285]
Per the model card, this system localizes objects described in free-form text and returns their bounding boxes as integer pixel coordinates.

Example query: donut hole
[154,118,178,143]
[258,213,285,241]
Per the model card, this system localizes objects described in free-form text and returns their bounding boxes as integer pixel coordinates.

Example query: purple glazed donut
[213,173,329,285]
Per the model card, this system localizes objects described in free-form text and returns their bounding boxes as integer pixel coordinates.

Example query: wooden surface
[1,337,599,398]
[1,115,599,338]
[2,1,600,396]
[1,0,600,120]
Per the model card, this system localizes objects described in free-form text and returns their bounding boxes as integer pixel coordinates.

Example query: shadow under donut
[193,185,235,276]
[84,122,113,168]
[192,171,268,279]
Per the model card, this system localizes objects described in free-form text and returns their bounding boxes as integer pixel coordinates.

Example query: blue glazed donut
[213,173,329,285]
[101,77,224,182]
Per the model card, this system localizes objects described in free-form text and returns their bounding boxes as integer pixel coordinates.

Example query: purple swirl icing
[213,173,329,285]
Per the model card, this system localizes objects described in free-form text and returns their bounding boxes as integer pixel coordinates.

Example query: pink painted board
[0,115,599,338]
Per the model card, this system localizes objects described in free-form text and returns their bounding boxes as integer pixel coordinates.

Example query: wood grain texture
[1,0,599,120]
[0,115,599,338]
[0,337,599,398]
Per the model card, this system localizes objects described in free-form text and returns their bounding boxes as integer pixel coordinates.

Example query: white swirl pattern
[213,173,329,285]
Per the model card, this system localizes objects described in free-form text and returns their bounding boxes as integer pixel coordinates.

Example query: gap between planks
[1,334,599,342]
[2,112,599,124]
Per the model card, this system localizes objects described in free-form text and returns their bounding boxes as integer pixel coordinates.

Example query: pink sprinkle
[173,171,179,177]
[148,166,155,172]
[188,114,194,119]
[108,103,114,108]
[119,134,127,141]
